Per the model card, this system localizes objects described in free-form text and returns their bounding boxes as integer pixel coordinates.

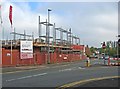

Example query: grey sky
[0,1,118,47]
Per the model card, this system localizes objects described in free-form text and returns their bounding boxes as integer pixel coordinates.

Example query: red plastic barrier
[2,48,19,67]
[50,53,57,64]
[58,53,62,63]
[2,47,86,67]
[37,52,46,65]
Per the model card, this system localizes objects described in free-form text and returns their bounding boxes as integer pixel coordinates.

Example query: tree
[99,47,117,57]
[90,47,97,53]
[85,46,91,57]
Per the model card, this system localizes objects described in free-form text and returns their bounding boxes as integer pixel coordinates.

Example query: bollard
[88,59,90,67]
[86,58,90,67]
[108,57,110,66]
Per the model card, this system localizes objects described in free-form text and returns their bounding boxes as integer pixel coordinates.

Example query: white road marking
[6,73,47,82]
[59,68,72,72]
[59,67,85,72]
[51,64,70,69]
[78,67,85,69]
[101,67,110,68]
[71,67,76,70]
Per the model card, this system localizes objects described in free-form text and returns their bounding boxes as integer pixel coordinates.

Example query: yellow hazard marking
[57,76,120,89]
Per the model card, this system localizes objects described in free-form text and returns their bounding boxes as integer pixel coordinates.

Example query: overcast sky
[0,0,118,48]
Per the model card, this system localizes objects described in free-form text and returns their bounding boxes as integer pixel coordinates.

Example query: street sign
[20,41,33,53]
[20,53,33,59]
[102,42,106,49]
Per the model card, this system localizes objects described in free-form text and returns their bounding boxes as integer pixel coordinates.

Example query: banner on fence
[20,41,33,59]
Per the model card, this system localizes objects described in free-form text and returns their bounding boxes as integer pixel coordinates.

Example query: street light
[47,9,52,64]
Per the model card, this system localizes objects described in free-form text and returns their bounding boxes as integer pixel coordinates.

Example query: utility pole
[60,28,63,46]
[53,23,56,44]
[69,28,72,47]
[38,16,41,42]
[47,9,52,64]
[46,19,48,44]
[67,30,69,46]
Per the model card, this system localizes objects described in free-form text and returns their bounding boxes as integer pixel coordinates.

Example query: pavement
[79,77,119,87]
[60,76,120,88]
[1,59,108,74]
[62,78,119,89]
[1,60,85,73]
[2,65,47,73]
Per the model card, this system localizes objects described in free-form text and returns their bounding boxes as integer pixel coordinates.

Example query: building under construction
[2,15,86,67]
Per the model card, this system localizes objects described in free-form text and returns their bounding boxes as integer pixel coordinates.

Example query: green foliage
[90,47,97,53]
[90,47,95,53]
[90,46,117,57]
[99,47,117,57]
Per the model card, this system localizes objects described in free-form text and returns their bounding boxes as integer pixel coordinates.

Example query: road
[2,59,119,87]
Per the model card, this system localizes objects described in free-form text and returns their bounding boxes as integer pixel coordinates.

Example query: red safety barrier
[108,57,120,66]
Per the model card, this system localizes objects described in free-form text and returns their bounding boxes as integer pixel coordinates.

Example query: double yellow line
[57,76,120,89]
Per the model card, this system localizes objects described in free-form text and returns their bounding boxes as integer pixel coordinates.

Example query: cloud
[70,12,118,47]
[0,1,118,48]
[1,1,46,39]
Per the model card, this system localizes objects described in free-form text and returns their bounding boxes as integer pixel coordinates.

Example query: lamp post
[38,16,41,42]
[47,9,52,64]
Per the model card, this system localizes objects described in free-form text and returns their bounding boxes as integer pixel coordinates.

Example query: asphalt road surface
[2,59,119,87]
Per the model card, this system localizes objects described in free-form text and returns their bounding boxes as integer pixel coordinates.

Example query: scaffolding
[2,29,33,48]
[2,11,82,64]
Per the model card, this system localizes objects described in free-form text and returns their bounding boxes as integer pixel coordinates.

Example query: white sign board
[20,41,33,59]
[20,41,33,53]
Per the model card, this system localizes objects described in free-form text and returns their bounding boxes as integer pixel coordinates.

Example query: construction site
[1,10,87,67]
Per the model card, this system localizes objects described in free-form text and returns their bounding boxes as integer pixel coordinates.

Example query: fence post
[34,53,36,66]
